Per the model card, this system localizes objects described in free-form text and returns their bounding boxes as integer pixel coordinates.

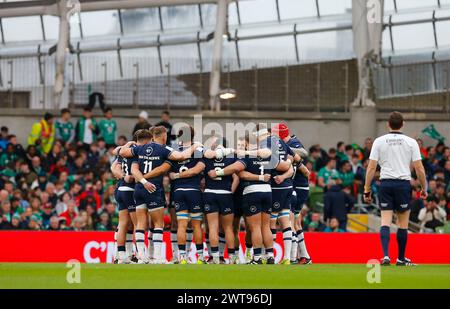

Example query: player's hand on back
[208,170,218,179]
[273,175,284,185]
[144,182,156,193]
[124,175,134,183]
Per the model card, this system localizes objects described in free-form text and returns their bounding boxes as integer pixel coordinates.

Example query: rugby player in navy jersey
[170,127,235,264]
[117,127,201,264]
[262,124,294,265]
[169,126,207,264]
[208,125,293,264]
[233,136,251,263]
[274,124,312,265]
[202,135,240,264]
[111,139,138,264]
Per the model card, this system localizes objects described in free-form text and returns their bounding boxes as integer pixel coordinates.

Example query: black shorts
[242,192,272,217]
[204,192,234,216]
[271,187,293,213]
[233,191,244,217]
[292,187,309,214]
[134,184,165,211]
[379,179,412,213]
[172,189,203,214]
[115,188,136,212]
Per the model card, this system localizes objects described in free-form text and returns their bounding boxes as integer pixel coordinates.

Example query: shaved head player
[364,112,428,266]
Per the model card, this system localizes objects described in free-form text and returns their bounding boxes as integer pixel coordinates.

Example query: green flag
[422,124,445,142]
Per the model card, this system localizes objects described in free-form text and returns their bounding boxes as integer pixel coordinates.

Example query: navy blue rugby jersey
[131,142,174,188]
[287,135,309,188]
[203,155,237,191]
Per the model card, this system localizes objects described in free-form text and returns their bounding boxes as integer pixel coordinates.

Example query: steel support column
[208,0,227,111]
[54,0,69,110]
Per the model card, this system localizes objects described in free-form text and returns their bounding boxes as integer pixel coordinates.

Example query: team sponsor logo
[250,205,257,213]
[146,147,154,155]
[215,157,224,163]
[380,203,388,208]
[193,205,201,210]
[224,208,231,213]
[400,204,408,209]
[174,202,180,210]
[273,202,280,209]
[204,204,210,212]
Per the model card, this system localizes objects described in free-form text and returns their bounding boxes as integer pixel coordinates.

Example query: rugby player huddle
[111,123,311,265]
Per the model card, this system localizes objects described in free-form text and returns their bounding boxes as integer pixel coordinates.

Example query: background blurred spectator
[323,178,355,231]
[155,110,175,145]
[99,107,117,147]
[55,108,75,145]
[28,113,55,154]
[132,111,151,136]
[418,195,447,232]
[75,107,99,150]
[324,218,346,232]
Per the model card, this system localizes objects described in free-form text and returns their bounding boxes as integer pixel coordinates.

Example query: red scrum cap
[272,123,289,140]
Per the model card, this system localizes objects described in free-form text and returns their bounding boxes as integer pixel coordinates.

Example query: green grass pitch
[1,263,449,289]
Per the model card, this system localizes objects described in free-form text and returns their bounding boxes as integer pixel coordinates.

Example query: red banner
[0,231,449,264]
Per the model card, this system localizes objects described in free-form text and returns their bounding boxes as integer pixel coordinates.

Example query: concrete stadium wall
[1,109,449,150]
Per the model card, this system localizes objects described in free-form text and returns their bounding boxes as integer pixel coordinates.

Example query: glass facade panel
[278,0,317,19]
[3,16,42,42]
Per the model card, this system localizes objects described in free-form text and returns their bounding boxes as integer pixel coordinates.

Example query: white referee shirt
[369,132,422,181]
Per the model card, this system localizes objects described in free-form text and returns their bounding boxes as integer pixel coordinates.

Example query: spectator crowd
[0,110,449,233]
[0,108,173,231]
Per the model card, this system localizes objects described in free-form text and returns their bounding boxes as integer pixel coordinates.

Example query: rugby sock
[291,233,298,261]
[118,245,127,261]
[245,242,252,259]
[297,230,310,259]
[397,228,408,261]
[205,233,211,257]
[186,228,193,253]
[147,228,154,259]
[219,233,226,258]
[253,248,262,261]
[114,228,119,259]
[196,243,204,260]
[211,246,220,263]
[178,244,186,260]
[126,230,134,257]
[135,230,146,260]
[152,228,164,262]
[271,228,277,242]
[265,247,274,258]
[228,248,236,260]
[380,225,390,257]
[170,230,178,259]
[282,228,292,261]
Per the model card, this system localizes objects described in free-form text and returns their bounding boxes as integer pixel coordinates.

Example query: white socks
[291,232,298,261]
[170,231,178,259]
[282,227,292,261]
[152,228,164,261]
[126,230,134,257]
[135,230,147,260]
[297,230,310,259]
[147,228,154,259]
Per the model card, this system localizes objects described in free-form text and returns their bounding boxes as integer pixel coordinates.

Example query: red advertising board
[0,231,449,264]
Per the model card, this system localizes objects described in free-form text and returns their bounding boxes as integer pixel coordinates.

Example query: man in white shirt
[364,112,428,266]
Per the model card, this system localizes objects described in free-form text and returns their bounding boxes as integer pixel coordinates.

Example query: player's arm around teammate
[170,160,206,263]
